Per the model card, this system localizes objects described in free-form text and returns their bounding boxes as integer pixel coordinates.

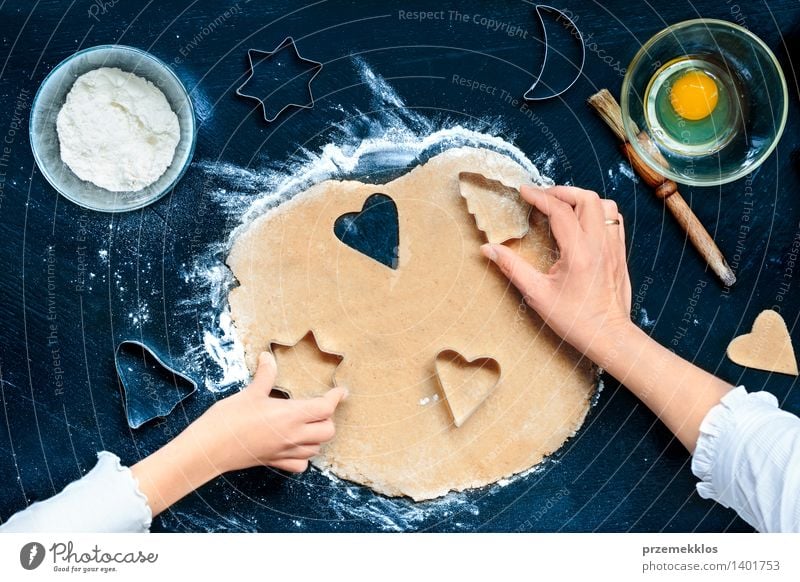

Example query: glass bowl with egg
[621,19,788,186]
[30,44,196,212]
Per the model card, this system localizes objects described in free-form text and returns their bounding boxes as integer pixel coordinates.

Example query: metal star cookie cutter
[235,37,323,123]
[524,5,586,101]
[268,329,344,398]
[433,348,502,428]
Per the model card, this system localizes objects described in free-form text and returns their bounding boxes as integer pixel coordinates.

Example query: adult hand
[481,185,632,363]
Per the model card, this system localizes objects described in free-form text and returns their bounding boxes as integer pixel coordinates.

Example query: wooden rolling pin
[588,89,736,287]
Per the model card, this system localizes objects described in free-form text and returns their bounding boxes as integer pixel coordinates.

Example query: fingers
[615,215,633,310]
[527,185,620,239]
[299,418,336,444]
[542,185,607,236]
[615,214,626,253]
[247,352,277,393]
[540,185,597,207]
[519,185,581,256]
[271,458,309,473]
[296,386,349,422]
[285,444,322,458]
[601,199,619,221]
[481,243,547,308]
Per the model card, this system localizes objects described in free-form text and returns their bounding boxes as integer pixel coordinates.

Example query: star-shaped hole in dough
[235,37,323,123]
[269,330,343,398]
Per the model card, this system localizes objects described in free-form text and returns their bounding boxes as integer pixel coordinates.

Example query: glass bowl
[621,19,788,186]
[29,45,196,212]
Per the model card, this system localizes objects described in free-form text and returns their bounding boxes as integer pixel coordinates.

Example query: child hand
[204,352,348,474]
[481,185,632,362]
[132,352,347,517]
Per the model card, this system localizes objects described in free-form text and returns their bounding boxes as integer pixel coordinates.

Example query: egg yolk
[669,70,719,121]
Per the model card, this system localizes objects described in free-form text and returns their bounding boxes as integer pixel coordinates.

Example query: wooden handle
[664,194,736,287]
[621,142,736,287]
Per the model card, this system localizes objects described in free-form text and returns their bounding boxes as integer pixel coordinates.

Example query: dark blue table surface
[1,0,799,532]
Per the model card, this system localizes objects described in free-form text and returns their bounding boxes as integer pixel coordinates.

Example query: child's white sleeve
[692,386,800,532]
[0,452,152,533]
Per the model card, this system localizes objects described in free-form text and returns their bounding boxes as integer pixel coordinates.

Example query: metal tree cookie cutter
[267,329,344,398]
[524,5,586,101]
[235,36,323,123]
[458,171,532,244]
[115,340,198,429]
[433,348,502,428]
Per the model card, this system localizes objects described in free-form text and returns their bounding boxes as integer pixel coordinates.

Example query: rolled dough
[227,147,597,501]
[727,309,798,376]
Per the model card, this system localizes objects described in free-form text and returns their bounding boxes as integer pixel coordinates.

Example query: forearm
[131,413,226,517]
[588,322,733,452]
[129,355,345,519]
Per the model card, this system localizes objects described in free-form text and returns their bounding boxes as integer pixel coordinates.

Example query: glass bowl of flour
[30,45,196,212]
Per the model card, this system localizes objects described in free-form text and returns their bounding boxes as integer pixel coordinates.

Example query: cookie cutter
[115,340,198,429]
[268,329,344,398]
[235,37,323,123]
[433,348,502,428]
[458,171,532,244]
[524,5,586,101]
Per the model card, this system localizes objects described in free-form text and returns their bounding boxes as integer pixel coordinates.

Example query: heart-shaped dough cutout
[727,309,798,375]
[435,349,501,427]
[459,171,531,244]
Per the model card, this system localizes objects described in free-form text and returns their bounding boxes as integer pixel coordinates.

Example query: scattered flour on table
[607,161,639,191]
[637,307,656,329]
[317,469,481,531]
[57,67,180,192]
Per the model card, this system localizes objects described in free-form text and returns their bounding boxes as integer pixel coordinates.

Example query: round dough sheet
[227,147,597,501]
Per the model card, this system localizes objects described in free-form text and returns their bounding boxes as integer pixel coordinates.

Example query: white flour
[56,67,180,192]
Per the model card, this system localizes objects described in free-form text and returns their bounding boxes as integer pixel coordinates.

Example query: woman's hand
[481,185,633,363]
[483,184,731,452]
[132,352,347,516]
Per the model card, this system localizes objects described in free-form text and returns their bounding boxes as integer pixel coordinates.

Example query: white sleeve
[691,386,800,533]
[0,451,152,533]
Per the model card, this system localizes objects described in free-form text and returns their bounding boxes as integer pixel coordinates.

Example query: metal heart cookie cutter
[434,348,502,428]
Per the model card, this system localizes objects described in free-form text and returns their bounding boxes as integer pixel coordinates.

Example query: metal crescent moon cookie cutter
[524,5,586,101]
[235,36,323,123]
[267,329,344,397]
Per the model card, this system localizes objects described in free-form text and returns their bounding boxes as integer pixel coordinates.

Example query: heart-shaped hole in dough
[334,193,399,269]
